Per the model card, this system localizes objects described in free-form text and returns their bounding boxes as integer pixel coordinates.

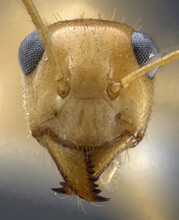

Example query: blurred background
[0,0,179,219]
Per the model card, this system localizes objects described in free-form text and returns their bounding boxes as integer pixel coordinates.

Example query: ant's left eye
[132,31,159,79]
[18,31,45,75]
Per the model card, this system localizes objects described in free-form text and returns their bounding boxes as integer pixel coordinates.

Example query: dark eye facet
[18,31,45,75]
[132,31,159,79]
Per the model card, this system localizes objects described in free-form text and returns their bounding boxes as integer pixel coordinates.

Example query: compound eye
[18,31,45,75]
[132,31,159,79]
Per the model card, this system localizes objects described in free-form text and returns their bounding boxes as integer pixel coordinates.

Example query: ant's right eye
[18,31,45,75]
[132,31,159,79]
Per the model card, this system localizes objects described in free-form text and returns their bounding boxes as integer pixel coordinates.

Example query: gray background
[0,0,179,219]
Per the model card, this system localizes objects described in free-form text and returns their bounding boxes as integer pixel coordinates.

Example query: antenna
[120,50,179,88]
[21,0,63,81]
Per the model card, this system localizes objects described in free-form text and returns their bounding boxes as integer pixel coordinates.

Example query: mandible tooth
[89,176,99,182]
[95,195,110,202]
[91,183,98,188]
[87,164,95,169]
[93,189,101,194]
[60,182,66,187]
[88,170,95,175]
[51,187,66,194]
